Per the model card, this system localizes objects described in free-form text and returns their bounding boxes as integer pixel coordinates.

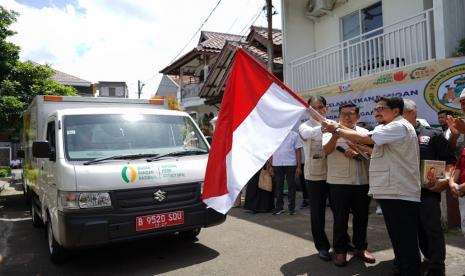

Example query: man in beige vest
[299,95,331,261]
[322,103,374,267]
[321,97,421,276]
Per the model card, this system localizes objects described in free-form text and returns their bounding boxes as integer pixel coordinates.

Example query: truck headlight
[58,191,111,210]
[78,192,111,208]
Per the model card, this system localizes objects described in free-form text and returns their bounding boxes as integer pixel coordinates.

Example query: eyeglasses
[373,106,390,113]
[312,105,326,110]
[340,111,357,117]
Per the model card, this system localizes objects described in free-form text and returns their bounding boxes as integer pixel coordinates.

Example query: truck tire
[179,228,201,240]
[46,214,67,263]
[31,199,43,228]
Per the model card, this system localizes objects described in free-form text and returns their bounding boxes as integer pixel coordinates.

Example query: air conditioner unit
[305,0,337,20]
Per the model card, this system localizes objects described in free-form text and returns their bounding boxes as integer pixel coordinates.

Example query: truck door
[41,118,58,211]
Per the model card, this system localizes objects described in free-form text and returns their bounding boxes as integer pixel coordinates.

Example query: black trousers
[306,179,330,251]
[419,194,445,272]
[329,184,371,254]
[273,166,296,211]
[299,164,309,201]
[378,199,421,276]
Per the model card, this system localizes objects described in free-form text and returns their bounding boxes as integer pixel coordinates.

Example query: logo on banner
[339,83,352,92]
[410,66,436,80]
[424,64,465,112]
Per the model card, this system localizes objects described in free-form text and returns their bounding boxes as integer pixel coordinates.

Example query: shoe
[354,249,376,264]
[347,242,355,252]
[334,253,347,267]
[272,209,285,215]
[289,210,296,215]
[299,201,309,209]
[376,206,383,215]
[318,250,331,262]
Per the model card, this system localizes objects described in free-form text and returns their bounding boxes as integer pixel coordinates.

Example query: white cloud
[2,0,282,99]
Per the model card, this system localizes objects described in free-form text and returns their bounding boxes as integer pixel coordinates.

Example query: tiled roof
[247,26,282,45]
[51,69,92,87]
[198,31,245,51]
[243,44,283,64]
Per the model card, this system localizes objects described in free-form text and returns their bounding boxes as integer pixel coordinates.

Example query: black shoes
[289,209,296,215]
[318,250,332,261]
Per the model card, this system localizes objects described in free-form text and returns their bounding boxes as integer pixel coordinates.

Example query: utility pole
[137,80,145,99]
[266,0,274,72]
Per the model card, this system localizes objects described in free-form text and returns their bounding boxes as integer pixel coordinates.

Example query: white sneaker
[376,206,383,215]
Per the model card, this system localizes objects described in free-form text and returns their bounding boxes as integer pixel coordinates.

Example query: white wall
[434,0,465,59]
[281,0,316,83]
[283,0,428,57]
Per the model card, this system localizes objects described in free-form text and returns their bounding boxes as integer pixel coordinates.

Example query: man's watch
[334,127,341,135]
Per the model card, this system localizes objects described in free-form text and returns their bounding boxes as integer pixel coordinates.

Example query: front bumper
[57,203,226,248]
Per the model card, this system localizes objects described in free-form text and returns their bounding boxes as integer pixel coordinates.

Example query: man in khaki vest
[299,95,331,261]
[322,103,374,267]
[321,97,421,276]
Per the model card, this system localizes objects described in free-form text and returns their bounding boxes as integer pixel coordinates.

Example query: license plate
[136,211,184,232]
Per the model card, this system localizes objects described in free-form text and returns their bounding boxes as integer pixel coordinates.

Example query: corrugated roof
[51,69,92,87]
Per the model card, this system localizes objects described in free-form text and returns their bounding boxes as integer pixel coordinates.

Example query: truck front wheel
[46,214,67,263]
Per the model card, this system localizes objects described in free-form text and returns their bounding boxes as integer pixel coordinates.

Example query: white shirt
[272,131,303,166]
[369,120,419,202]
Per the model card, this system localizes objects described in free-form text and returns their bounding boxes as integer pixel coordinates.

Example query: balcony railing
[181,83,203,100]
[288,9,434,92]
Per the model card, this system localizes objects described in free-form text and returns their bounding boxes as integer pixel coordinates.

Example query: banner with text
[300,57,465,127]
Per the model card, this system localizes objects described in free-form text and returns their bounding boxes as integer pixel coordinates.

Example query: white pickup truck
[19,95,225,262]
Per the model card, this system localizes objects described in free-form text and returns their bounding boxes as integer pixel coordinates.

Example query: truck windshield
[63,114,209,161]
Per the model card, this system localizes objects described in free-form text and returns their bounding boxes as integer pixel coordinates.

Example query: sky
[1,0,282,99]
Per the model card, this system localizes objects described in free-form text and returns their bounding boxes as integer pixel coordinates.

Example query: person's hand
[450,182,461,197]
[295,166,302,177]
[343,149,358,159]
[448,115,465,134]
[459,183,465,197]
[321,119,338,133]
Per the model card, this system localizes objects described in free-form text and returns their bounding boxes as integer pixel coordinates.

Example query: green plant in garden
[0,166,11,177]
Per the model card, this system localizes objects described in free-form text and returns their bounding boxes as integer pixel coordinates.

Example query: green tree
[0,6,77,133]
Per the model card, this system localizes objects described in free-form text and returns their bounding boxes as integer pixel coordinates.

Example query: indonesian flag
[202,49,308,214]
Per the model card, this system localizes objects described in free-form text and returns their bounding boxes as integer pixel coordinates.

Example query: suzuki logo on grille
[154,190,167,202]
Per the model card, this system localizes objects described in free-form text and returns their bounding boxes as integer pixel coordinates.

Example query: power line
[238,5,265,37]
[226,0,253,33]
[169,0,223,64]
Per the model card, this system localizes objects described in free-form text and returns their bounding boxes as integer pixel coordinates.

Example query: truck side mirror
[17,150,25,158]
[32,141,52,159]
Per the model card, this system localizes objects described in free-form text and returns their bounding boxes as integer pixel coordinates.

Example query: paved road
[1,190,464,275]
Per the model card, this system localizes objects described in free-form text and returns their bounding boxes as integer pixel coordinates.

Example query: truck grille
[112,182,201,212]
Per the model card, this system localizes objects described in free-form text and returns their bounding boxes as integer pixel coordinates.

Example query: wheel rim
[47,221,53,254]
